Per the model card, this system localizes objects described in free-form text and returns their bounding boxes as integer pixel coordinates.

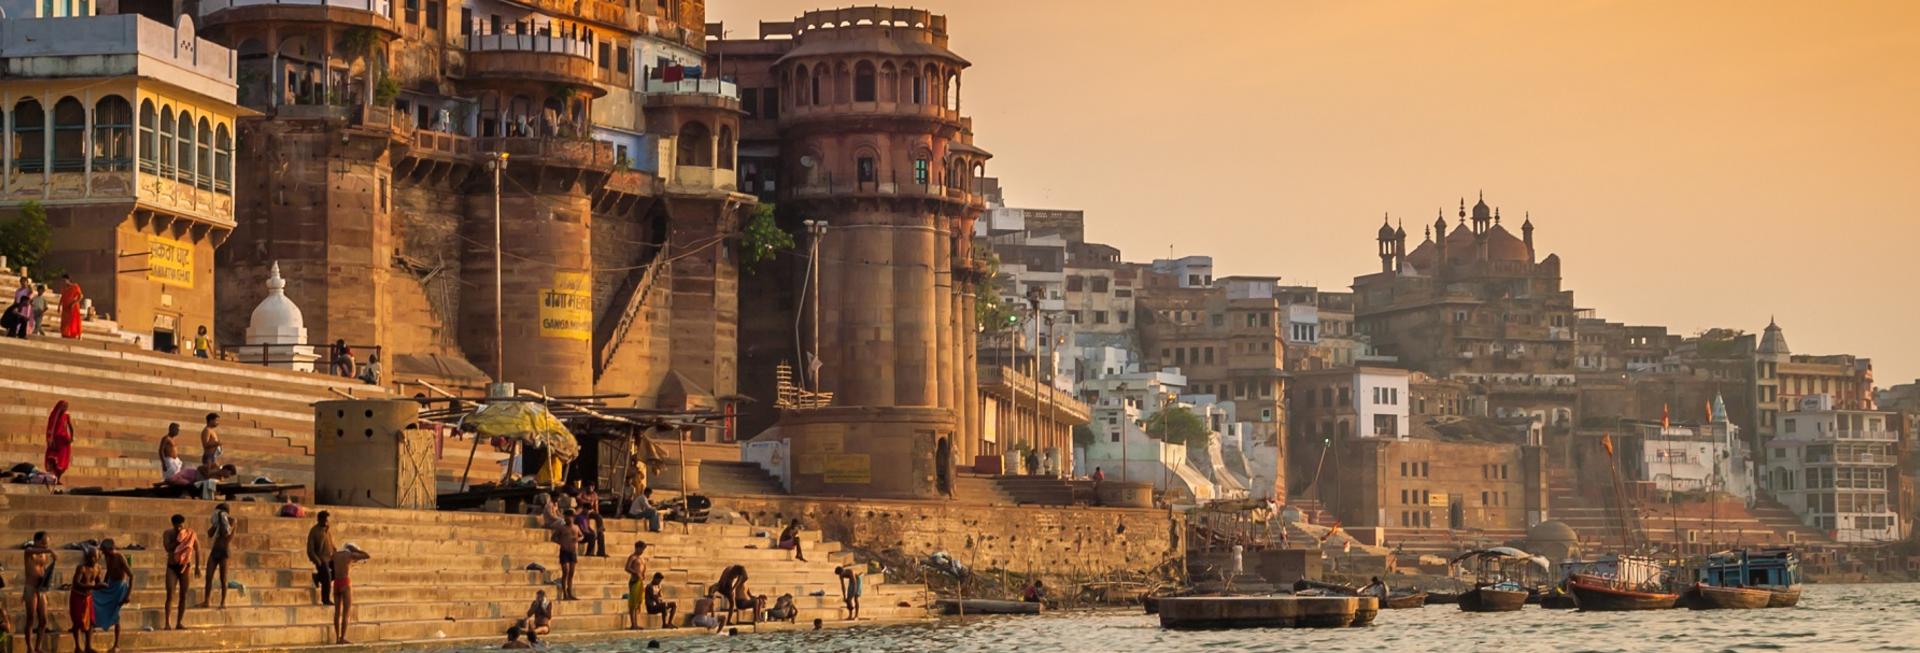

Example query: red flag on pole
[1602,432,1615,456]
[1661,404,1670,428]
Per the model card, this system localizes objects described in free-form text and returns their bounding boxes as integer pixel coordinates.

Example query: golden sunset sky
[712,1,1920,385]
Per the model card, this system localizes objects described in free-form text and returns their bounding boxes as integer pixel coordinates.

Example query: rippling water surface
[437,584,1920,653]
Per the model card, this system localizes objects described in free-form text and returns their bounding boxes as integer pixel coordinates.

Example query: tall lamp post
[801,219,828,391]
[489,151,509,385]
[1024,286,1044,473]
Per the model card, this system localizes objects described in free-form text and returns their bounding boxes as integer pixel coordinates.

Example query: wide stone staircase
[951,473,1016,505]
[0,334,500,493]
[695,460,787,496]
[1545,463,1829,552]
[0,493,927,651]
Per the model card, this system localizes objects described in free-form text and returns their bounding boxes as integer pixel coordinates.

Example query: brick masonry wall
[712,496,1184,581]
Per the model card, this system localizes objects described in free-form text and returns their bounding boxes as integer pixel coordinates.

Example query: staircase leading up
[951,473,1016,505]
[0,493,927,651]
[697,460,786,496]
[0,334,502,493]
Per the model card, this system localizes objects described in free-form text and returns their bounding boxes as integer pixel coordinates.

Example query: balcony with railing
[1832,429,1898,442]
[473,136,616,171]
[464,34,602,92]
[201,0,396,29]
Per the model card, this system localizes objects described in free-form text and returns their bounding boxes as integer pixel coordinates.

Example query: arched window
[12,99,46,173]
[792,64,807,106]
[196,117,214,190]
[946,73,960,111]
[880,62,897,102]
[138,100,157,173]
[92,96,133,172]
[946,157,964,190]
[853,61,876,102]
[675,121,710,166]
[175,111,194,181]
[834,62,850,104]
[52,97,86,172]
[215,124,233,193]
[716,124,734,170]
[810,67,822,106]
[158,106,175,177]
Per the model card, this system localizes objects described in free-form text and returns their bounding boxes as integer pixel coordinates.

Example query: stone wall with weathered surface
[713,495,1184,580]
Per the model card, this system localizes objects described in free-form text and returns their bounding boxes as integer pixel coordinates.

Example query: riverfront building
[0,7,244,349]
[1767,395,1902,542]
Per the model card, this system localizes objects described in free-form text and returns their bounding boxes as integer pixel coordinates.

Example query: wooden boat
[1457,585,1528,612]
[1568,574,1678,611]
[1382,591,1427,609]
[1683,584,1771,610]
[1696,549,1802,609]
[934,598,1041,615]
[1424,591,1461,605]
[1539,593,1576,610]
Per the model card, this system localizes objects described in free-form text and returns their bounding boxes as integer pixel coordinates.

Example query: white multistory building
[1766,395,1901,543]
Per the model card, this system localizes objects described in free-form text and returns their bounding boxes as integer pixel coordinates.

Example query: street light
[489,151,509,384]
[801,219,828,391]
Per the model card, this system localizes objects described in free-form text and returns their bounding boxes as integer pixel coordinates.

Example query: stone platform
[1156,596,1379,629]
[0,493,928,651]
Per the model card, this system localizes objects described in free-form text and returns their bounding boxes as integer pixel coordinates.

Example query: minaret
[1376,214,1396,274]
[1471,192,1492,259]
[1434,209,1450,266]
[1394,219,1407,272]
[1522,212,1536,261]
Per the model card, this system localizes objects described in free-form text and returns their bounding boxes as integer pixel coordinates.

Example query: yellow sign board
[820,454,871,484]
[539,271,592,341]
[147,236,194,288]
[1427,494,1450,508]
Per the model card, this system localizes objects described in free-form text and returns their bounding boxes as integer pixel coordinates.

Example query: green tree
[739,203,793,273]
[1072,424,1097,449]
[973,253,1020,332]
[1144,406,1209,447]
[1,201,52,273]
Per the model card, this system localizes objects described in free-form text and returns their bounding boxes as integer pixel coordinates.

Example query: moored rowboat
[1382,591,1427,609]
[1683,584,1771,610]
[1457,585,1528,612]
[1763,586,1801,608]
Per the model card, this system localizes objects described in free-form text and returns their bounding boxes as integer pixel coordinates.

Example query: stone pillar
[891,217,938,406]
[1522,444,1549,525]
[934,227,954,424]
[663,197,741,401]
[461,173,594,396]
[823,219,896,406]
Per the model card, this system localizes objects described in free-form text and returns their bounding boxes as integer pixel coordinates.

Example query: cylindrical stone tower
[773,7,988,498]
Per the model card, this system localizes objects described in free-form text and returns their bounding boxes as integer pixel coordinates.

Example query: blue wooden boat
[1697,549,1801,608]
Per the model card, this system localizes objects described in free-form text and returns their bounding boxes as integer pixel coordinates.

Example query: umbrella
[1451,547,1552,574]
[466,401,579,461]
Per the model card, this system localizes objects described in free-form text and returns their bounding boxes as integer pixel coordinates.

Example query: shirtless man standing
[204,503,236,608]
[552,511,582,601]
[162,514,198,630]
[158,423,183,481]
[22,532,54,653]
[198,413,223,469]
[97,539,134,653]
[66,547,104,653]
[330,543,371,645]
[624,541,649,629]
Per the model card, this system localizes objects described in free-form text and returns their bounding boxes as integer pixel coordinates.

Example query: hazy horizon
[712,1,1920,386]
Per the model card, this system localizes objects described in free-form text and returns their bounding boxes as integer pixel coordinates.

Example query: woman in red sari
[59,275,84,339]
[45,400,74,483]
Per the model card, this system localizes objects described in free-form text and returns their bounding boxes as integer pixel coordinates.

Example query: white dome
[246,262,306,341]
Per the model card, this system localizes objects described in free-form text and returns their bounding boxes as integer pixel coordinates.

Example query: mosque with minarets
[1351,193,1580,431]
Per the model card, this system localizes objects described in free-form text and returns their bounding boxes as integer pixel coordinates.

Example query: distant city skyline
[713,0,1920,385]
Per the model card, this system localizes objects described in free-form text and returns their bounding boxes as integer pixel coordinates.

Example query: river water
[438,583,1920,653]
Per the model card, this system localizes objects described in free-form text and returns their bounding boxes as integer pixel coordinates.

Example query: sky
[710,1,1920,385]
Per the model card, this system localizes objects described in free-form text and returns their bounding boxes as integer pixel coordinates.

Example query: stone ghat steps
[695,460,787,496]
[0,332,383,397]
[0,335,499,490]
[0,494,926,651]
[951,474,1015,506]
